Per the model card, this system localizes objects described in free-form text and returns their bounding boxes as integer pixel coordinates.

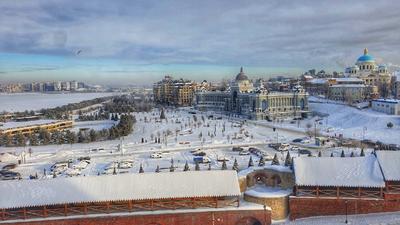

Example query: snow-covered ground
[256,97,400,145]
[0,108,371,180]
[0,92,118,112]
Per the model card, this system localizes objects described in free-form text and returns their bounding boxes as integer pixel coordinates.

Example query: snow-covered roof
[293,155,385,188]
[333,78,363,82]
[0,119,57,130]
[376,151,400,181]
[372,99,400,104]
[307,79,327,84]
[330,84,366,88]
[0,170,240,209]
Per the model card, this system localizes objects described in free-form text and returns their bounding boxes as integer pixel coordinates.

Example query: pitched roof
[0,170,240,209]
[376,151,400,181]
[293,155,385,188]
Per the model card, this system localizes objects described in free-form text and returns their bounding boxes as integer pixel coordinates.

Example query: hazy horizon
[1,0,400,85]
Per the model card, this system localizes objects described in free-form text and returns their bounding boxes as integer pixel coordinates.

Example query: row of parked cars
[50,157,91,177]
[0,163,21,180]
[102,160,134,174]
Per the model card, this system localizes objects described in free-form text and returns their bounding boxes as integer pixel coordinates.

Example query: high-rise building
[153,76,197,106]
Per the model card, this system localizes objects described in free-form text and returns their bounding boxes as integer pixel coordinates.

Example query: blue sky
[1,0,400,85]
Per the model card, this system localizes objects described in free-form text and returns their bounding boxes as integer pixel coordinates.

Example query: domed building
[345,48,392,98]
[231,67,254,93]
[195,67,309,120]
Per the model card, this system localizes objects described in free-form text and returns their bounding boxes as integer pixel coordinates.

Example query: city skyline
[1,0,400,85]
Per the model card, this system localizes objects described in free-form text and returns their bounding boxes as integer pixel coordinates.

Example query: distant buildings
[345,48,392,98]
[327,78,368,102]
[0,81,89,93]
[153,76,197,106]
[195,67,309,120]
[393,72,400,99]
[304,49,394,103]
[371,99,400,115]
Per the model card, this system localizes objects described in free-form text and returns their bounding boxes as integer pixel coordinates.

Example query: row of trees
[104,95,153,114]
[39,96,114,120]
[0,114,136,147]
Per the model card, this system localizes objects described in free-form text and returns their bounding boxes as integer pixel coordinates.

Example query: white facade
[371,99,400,115]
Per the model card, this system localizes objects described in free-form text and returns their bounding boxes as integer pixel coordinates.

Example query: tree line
[0,114,136,147]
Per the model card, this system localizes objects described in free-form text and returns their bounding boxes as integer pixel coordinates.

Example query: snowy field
[0,108,370,180]
[256,98,400,145]
[0,92,118,112]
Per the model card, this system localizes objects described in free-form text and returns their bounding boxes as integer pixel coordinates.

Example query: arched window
[262,100,268,111]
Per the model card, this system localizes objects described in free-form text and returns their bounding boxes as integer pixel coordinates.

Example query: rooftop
[293,155,385,188]
[376,151,400,181]
[0,170,240,209]
[0,119,58,130]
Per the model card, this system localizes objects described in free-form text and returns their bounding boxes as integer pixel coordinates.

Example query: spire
[364,48,368,55]
[240,67,243,73]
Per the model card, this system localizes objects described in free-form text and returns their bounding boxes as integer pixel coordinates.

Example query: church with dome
[345,48,392,97]
[195,67,309,120]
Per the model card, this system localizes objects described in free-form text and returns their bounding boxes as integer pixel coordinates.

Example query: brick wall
[3,209,271,225]
[290,197,400,220]
[244,194,288,220]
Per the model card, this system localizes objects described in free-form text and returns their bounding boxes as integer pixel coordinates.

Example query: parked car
[150,153,162,159]
[239,150,250,155]
[232,147,244,152]
[217,156,230,162]
[118,160,133,169]
[292,138,303,143]
[0,170,21,180]
[278,143,290,151]
[291,146,300,151]
[248,147,259,153]
[193,151,206,156]
[193,156,210,164]
[299,149,312,155]
[2,163,17,170]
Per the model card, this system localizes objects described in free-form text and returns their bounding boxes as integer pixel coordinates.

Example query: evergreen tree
[232,158,239,171]
[221,160,227,170]
[183,161,190,171]
[284,152,292,167]
[155,165,160,173]
[139,164,144,173]
[360,148,365,157]
[29,134,38,146]
[248,156,254,167]
[170,159,175,172]
[16,132,26,146]
[258,155,265,166]
[272,153,280,165]
[160,108,166,120]
[89,129,97,142]
[341,150,345,157]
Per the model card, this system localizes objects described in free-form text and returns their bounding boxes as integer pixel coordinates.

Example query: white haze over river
[0,92,118,112]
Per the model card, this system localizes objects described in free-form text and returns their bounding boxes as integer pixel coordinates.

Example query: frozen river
[0,92,118,112]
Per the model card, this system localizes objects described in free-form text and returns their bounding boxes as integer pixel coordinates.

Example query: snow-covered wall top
[376,151,400,182]
[0,170,240,209]
[293,155,385,188]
